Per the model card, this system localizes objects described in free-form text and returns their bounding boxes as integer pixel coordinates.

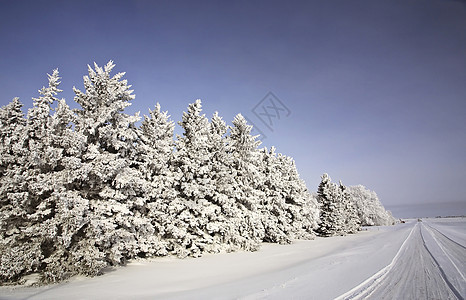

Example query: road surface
[337,220,465,300]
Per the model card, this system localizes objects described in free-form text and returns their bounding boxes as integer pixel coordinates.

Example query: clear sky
[1,0,465,208]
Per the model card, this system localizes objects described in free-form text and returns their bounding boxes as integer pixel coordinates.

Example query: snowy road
[337,220,465,299]
[1,218,465,300]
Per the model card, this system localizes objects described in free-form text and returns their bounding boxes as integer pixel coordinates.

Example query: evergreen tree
[172,100,224,257]
[316,173,344,236]
[0,70,77,283]
[339,181,361,234]
[206,111,264,252]
[72,61,147,270]
[0,98,28,283]
[0,98,26,175]
[138,103,176,256]
[274,153,319,239]
[226,114,265,248]
[258,147,298,244]
[347,185,395,226]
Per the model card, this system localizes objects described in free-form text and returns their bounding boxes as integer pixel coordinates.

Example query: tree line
[0,61,394,285]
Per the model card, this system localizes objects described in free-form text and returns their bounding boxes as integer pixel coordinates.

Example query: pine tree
[203,112,236,250]
[0,98,26,185]
[171,100,224,257]
[0,98,28,283]
[339,181,361,234]
[72,61,147,270]
[0,98,26,174]
[347,185,395,226]
[0,70,76,283]
[316,173,345,236]
[274,153,319,239]
[258,147,291,244]
[206,111,263,252]
[138,102,176,256]
[226,114,265,248]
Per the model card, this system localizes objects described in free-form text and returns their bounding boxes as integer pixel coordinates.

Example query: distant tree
[347,185,395,226]
[339,181,361,234]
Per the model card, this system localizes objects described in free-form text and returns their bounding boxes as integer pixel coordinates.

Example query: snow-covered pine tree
[38,98,93,282]
[205,111,262,252]
[139,103,174,183]
[226,114,265,248]
[137,103,176,256]
[72,61,148,271]
[201,112,237,251]
[0,98,27,206]
[339,181,361,234]
[0,70,77,283]
[172,100,225,257]
[0,98,29,284]
[258,147,291,244]
[0,98,28,224]
[274,153,319,239]
[347,185,395,226]
[0,98,26,176]
[316,173,345,236]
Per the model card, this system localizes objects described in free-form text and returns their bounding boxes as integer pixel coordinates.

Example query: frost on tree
[201,111,249,252]
[0,70,87,283]
[316,173,345,236]
[171,101,236,257]
[275,154,319,238]
[259,147,318,243]
[72,61,152,269]
[339,181,361,234]
[0,98,28,283]
[138,102,176,256]
[347,185,395,226]
[226,114,267,249]
[0,98,26,175]
[315,174,364,236]
[0,71,63,282]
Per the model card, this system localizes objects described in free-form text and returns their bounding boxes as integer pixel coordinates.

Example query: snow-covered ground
[1,218,465,300]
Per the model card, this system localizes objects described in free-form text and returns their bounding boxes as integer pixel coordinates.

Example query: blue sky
[1,0,465,208]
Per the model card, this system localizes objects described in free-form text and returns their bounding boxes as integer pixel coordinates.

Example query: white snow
[2,217,464,300]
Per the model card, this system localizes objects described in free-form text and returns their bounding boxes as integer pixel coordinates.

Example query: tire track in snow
[419,224,464,300]
[425,222,466,251]
[334,223,418,300]
[336,222,463,300]
[422,222,466,296]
